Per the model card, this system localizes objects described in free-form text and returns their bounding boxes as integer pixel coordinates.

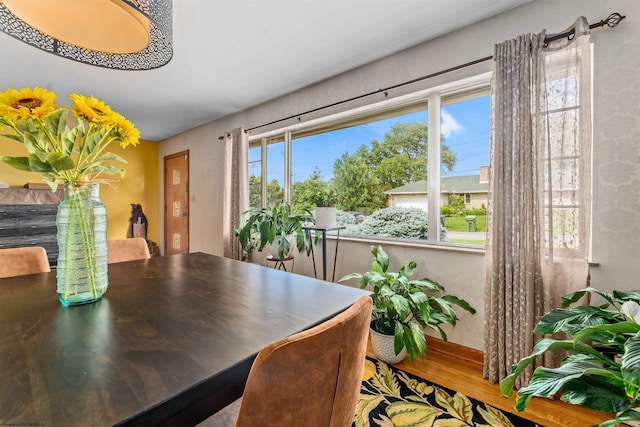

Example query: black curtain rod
[218,12,624,140]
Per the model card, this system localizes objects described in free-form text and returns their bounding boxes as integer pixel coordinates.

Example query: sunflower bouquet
[0,86,139,190]
[0,87,140,305]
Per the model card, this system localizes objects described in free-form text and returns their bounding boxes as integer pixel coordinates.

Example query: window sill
[324,233,486,255]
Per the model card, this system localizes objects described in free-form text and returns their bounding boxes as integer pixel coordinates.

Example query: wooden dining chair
[199,295,372,427]
[0,246,50,278]
[107,237,151,264]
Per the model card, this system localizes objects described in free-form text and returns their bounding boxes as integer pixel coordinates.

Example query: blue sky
[250,95,490,185]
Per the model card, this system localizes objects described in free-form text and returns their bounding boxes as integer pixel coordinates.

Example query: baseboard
[426,336,484,368]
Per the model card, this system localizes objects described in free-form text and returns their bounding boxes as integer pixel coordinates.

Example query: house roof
[385,175,489,195]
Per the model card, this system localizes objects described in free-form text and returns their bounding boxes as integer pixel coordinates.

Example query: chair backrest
[235,295,372,427]
[107,238,151,264]
[0,246,50,278]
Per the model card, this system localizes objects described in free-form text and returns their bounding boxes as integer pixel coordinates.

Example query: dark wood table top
[0,252,370,427]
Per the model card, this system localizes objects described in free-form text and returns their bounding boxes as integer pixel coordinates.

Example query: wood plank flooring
[367,337,613,427]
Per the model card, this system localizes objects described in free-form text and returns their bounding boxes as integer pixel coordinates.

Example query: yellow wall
[0,137,159,242]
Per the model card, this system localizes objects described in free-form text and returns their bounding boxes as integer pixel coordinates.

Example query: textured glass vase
[56,182,108,306]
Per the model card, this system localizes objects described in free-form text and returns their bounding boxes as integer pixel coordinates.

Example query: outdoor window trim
[248,72,492,248]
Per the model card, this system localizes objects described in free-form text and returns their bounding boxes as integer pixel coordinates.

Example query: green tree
[332,121,458,211]
[447,193,465,214]
[249,175,261,208]
[291,168,333,212]
[333,147,384,211]
[266,179,284,208]
[368,121,457,189]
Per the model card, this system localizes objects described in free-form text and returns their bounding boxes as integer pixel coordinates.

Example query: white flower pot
[269,234,296,259]
[369,327,407,364]
[315,206,337,227]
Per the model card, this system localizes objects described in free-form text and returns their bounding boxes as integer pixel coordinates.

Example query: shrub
[344,207,448,241]
[354,207,427,239]
[448,194,465,212]
[336,209,356,226]
[467,207,487,216]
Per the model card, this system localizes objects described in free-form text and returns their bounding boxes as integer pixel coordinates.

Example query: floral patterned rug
[353,357,542,427]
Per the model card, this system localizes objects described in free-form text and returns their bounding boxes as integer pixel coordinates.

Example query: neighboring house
[385,166,489,211]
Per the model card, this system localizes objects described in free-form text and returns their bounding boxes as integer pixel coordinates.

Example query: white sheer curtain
[222,128,249,260]
[484,17,592,387]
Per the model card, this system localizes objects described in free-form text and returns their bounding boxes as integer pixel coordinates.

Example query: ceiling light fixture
[0,0,172,70]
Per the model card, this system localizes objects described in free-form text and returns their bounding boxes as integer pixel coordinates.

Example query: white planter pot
[369,327,407,364]
[269,234,296,259]
[315,206,337,227]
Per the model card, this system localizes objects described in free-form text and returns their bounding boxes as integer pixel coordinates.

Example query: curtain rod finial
[605,12,625,28]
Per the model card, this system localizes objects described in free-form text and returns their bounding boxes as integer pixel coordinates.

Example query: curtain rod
[219,12,624,140]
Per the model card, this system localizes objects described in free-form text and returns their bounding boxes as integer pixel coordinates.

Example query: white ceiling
[0,0,530,142]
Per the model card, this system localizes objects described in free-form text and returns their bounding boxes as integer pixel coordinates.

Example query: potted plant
[237,202,313,262]
[500,287,640,427]
[340,245,476,363]
[313,186,339,227]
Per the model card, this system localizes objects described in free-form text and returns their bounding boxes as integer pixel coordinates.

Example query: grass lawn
[447,239,486,245]
[444,215,487,232]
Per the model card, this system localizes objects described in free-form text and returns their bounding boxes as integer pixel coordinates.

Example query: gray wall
[159,0,640,351]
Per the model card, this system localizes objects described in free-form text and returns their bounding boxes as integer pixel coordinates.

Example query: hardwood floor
[366,337,613,427]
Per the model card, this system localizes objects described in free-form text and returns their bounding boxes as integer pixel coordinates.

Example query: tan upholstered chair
[200,295,372,427]
[0,246,50,278]
[107,238,151,264]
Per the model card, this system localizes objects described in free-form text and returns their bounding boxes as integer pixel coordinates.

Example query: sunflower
[110,112,141,148]
[2,87,140,188]
[69,93,115,124]
[0,87,57,123]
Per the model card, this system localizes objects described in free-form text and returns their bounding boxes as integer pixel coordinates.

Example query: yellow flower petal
[110,112,140,147]
[70,93,114,123]
[0,87,57,122]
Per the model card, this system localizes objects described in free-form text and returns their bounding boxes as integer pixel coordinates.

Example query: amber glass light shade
[0,0,172,70]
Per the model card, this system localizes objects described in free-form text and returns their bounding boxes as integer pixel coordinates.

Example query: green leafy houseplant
[340,245,476,361]
[313,186,339,207]
[237,202,313,261]
[500,288,640,427]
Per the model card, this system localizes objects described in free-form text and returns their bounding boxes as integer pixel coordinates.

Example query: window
[248,146,262,208]
[539,47,591,253]
[439,94,491,245]
[249,76,491,247]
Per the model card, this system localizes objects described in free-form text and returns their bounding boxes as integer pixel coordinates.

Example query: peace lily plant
[500,288,640,427]
[0,87,140,305]
[341,246,476,362]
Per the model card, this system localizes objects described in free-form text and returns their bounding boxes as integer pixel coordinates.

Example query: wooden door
[164,151,189,255]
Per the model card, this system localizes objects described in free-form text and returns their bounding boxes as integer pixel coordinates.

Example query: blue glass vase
[56,182,108,306]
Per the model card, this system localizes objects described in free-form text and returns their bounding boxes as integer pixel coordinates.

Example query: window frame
[248,72,492,248]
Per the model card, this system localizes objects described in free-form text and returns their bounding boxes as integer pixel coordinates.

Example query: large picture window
[249,78,491,247]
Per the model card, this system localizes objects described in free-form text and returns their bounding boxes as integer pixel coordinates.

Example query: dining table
[0,252,370,426]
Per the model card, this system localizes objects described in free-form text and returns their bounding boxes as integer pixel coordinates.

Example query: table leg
[321,230,327,281]
[332,230,341,282]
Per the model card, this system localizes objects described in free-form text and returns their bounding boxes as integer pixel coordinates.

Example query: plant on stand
[237,202,313,262]
[313,186,339,227]
[0,87,139,306]
[500,287,640,427]
[340,245,476,363]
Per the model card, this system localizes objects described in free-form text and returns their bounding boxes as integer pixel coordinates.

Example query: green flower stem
[61,185,99,299]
